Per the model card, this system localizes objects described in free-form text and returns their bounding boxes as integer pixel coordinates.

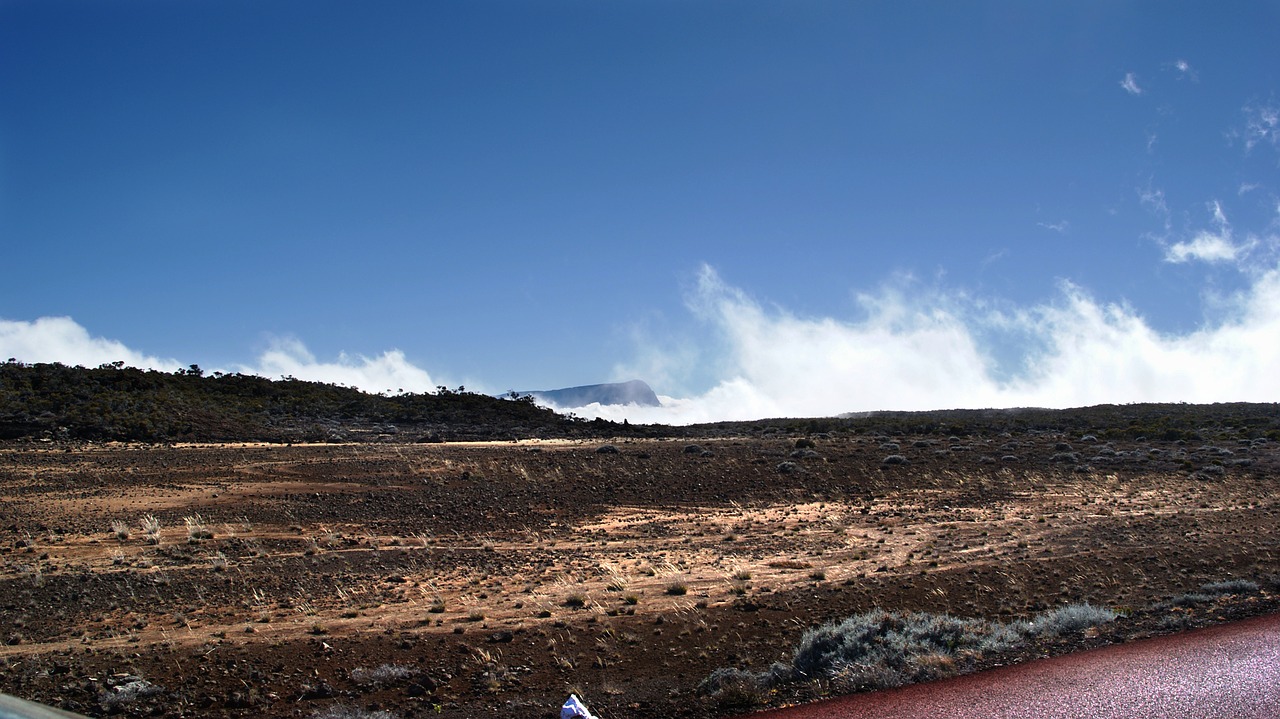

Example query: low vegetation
[349,664,418,687]
[702,603,1116,702]
[1154,579,1262,611]
[0,360,622,443]
[310,705,397,719]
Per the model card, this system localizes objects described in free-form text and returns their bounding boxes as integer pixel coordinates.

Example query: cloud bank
[243,338,435,394]
[9,246,1280,426]
[581,261,1280,425]
[0,317,184,372]
[0,318,435,396]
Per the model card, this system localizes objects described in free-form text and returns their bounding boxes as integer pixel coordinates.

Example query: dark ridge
[683,403,1280,442]
[0,361,657,443]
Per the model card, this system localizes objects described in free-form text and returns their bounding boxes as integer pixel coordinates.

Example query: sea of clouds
[4,252,1279,426]
[574,261,1280,424]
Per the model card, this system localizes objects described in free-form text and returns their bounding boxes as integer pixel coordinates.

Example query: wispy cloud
[1139,185,1168,216]
[1120,72,1143,96]
[1170,59,1198,82]
[979,249,1008,269]
[1138,183,1172,238]
[1242,100,1279,153]
[1037,220,1069,234]
[0,320,438,395]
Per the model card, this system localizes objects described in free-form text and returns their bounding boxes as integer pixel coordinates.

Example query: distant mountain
[519,379,661,408]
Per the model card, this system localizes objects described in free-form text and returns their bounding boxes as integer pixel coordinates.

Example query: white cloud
[1139,185,1168,218]
[13,258,1280,428]
[1004,274,1280,406]
[1037,220,1069,234]
[588,268,999,423]
[1166,234,1245,264]
[0,316,182,371]
[1164,201,1255,264]
[979,249,1008,269]
[242,337,435,394]
[1171,59,1197,82]
[0,318,437,395]
[1120,72,1143,96]
[1243,101,1279,152]
[576,263,1280,424]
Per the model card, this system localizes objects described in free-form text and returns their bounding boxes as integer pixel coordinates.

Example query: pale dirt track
[744,612,1280,719]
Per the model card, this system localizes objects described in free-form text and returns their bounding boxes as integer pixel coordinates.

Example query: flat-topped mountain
[521,379,661,408]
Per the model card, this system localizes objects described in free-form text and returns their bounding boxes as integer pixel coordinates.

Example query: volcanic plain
[2,428,1279,718]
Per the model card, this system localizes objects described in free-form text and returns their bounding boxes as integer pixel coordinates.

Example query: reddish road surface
[742,612,1280,719]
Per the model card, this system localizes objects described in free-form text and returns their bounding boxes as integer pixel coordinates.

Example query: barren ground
[1,432,1278,718]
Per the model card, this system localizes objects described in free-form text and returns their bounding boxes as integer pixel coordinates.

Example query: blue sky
[3,1,1279,422]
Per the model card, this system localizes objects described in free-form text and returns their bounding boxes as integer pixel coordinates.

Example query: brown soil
[1,434,1278,718]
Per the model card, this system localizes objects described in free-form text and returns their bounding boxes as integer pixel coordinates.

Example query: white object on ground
[561,693,598,719]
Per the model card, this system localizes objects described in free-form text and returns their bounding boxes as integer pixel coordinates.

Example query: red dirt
[743,611,1280,719]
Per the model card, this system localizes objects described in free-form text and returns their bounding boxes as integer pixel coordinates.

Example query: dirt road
[745,612,1280,719]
